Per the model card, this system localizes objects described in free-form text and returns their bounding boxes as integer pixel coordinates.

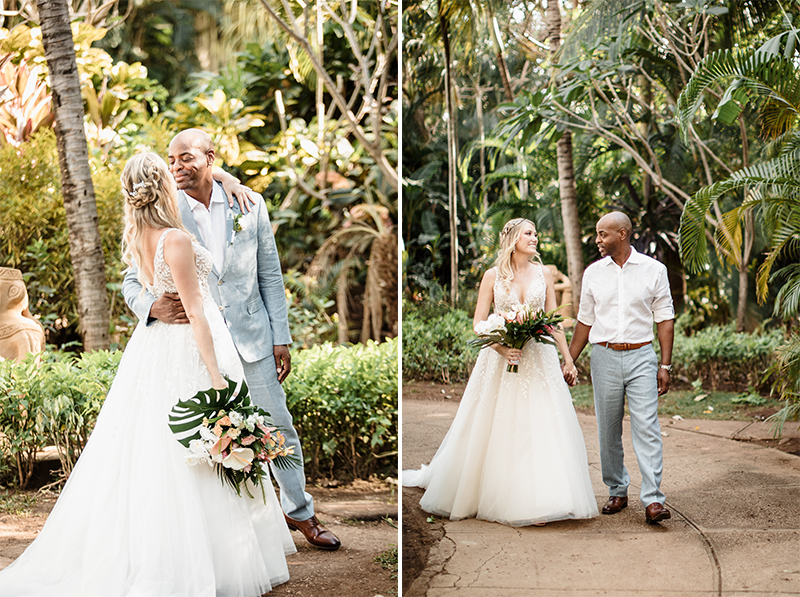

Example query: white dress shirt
[183,184,227,273]
[577,247,674,344]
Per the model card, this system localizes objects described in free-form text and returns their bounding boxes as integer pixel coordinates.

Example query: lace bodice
[493,265,546,313]
[148,228,213,299]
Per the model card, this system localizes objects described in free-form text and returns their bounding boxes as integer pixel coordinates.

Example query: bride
[403,218,599,526]
[0,152,294,596]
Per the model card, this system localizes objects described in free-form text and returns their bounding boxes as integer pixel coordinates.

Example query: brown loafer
[645,502,671,524]
[284,514,341,550]
[602,496,628,515]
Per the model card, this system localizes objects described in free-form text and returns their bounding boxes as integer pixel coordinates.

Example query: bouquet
[470,305,566,372]
[169,377,299,500]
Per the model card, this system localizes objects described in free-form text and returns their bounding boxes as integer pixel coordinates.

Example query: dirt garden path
[0,477,398,597]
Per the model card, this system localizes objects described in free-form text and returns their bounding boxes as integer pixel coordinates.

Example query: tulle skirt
[403,341,599,526]
[0,298,295,596]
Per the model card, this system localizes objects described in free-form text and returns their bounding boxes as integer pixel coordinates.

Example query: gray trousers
[242,355,314,521]
[590,344,665,506]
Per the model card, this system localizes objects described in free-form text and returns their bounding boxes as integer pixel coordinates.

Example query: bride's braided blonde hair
[494,217,541,287]
[121,152,191,288]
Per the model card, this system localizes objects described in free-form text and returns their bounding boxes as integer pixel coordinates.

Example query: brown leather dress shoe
[602,496,628,515]
[284,514,341,550]
[645,502,671,524]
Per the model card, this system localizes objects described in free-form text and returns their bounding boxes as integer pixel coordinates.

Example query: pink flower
[209,436,232,457]
[516,312,524,324]
[240,435,257,446]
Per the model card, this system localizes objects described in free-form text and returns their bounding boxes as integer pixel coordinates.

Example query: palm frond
[679,150,800,272]
[677,48,800,140]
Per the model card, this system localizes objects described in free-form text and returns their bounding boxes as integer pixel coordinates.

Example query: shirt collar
[183,182,225,212]
[601,246,643,267]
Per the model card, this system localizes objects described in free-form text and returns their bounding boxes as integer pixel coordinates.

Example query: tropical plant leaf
[677,47,800,141]
[168,377,249,447]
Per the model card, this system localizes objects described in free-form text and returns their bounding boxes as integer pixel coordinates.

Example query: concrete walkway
[402,397,800,596]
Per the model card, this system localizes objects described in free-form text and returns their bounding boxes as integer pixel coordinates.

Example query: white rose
[229,411,244,427]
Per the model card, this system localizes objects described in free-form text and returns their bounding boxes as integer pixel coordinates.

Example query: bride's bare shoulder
[482,267,498,284]
[162,229,193,261]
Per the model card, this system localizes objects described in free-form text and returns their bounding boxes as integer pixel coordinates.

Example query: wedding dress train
[403,265,599,526]
[0,229,295,596]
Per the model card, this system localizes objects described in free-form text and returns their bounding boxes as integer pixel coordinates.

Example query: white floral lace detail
[470,264,560,401]
[149,228,213,299]
[492,265,546,314]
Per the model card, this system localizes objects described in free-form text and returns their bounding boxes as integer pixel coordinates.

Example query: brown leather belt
[596,341,651,351]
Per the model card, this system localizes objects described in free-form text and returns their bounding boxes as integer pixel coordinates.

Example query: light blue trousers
[590,344,665,506]
[242,355,314,521]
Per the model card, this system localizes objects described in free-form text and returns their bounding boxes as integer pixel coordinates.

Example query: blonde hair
[121,152,191,287]
[494,217,541,285]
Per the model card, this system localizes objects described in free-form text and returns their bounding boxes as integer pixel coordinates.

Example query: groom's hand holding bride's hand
[561,361,578,387]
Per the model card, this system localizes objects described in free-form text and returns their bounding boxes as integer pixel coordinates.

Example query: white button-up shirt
[577,247,674,344]
[184,185,227,273]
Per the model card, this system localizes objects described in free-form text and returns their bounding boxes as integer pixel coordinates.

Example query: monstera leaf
[168,377,251,447]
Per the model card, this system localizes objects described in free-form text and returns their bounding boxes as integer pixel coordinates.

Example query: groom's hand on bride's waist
[150,292,189,324]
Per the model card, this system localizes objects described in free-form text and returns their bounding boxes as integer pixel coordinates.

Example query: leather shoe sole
[602,496,628,515]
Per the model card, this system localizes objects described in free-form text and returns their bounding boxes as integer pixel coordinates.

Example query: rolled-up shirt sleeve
[577,269,596,326]
[651,265,674,322]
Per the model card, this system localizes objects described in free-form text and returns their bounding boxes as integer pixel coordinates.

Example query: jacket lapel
[220,197,237,279]
[178,193,202,242]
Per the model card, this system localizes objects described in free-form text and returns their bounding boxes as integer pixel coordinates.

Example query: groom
[569,212,674,525]
[122,129,340,550]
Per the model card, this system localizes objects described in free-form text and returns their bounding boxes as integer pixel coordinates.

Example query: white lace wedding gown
[403,265,599,526]
[0,229,295,596]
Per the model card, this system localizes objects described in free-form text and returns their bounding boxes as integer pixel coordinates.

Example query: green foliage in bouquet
[169,377,299,499]
[470,306,566,372]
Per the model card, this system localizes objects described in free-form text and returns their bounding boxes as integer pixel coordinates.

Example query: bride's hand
[497,346,522,366]
[211,376,228,391]
[562,361,578,386]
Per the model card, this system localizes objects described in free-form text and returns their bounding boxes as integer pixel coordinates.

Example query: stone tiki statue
[0,267,45,362]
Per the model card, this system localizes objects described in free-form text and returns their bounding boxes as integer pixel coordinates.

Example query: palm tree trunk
[547,0,583,311]
[737,209,754,332]
[439,0,458,305]
[37,0,109,351]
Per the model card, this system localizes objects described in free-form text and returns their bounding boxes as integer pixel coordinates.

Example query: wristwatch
[660,364,672,372]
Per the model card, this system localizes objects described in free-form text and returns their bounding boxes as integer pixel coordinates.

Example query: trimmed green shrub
[284,338,398,480]
[0,350,121,488]
[402,305,479,382]
[0,341,397,486]
[669,324,783,391]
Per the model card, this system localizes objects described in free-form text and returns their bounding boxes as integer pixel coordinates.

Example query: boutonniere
[229,212,246,245]
[233,213,245,233]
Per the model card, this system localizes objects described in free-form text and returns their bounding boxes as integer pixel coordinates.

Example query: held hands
[561,360,578,387]
[150,293,188,324]
[274,345,292,384]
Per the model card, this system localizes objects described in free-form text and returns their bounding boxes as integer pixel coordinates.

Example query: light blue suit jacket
[122,182,292,363]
